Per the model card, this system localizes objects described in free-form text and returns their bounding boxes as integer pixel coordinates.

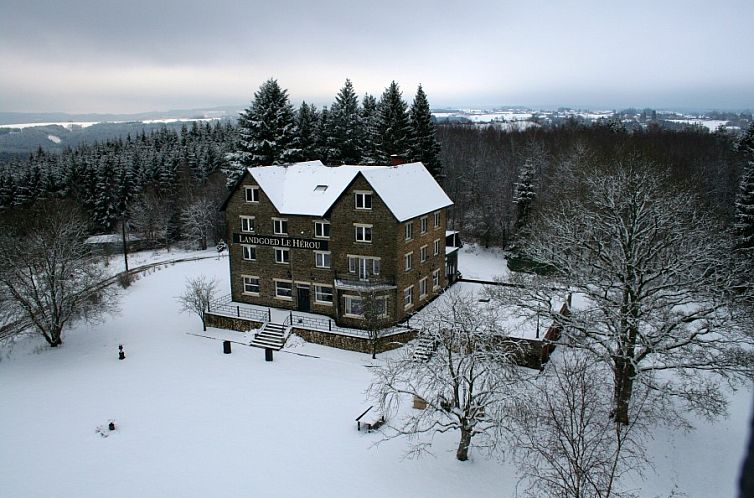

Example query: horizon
[1,1,753,114]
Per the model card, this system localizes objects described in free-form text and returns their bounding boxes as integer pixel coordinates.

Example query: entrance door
[297,286,310,312]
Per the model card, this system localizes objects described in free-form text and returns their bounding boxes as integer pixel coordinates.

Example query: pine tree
[513,158,537,231]
[295,101,319,161]
[375,81,411,164]
[331,79,362,164]
[360,94,379,164]
[227,79,297,184]
[408,84,442,177]
[94,156,117,231]
[315,106,338,164]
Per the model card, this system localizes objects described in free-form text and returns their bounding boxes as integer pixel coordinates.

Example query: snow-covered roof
[247,161,452,222]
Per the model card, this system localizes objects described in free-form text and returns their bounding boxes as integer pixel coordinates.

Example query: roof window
[314,185,328,192]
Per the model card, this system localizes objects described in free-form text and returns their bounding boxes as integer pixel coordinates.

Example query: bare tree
[359,289,391,359]
[0,202,117,347]
[180,196,220,250]
[178,275,218,331]
[507,351,651,498]
[369,289,524,461]
[495,160,754,424]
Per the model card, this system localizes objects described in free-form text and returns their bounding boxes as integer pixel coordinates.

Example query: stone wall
[204,312,262,332]
[291,328,418,354]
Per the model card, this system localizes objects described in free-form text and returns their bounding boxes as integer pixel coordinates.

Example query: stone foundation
[291,328,417,354]
[204,312,262,332]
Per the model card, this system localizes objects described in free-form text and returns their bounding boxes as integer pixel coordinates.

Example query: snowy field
[0,247,751,497]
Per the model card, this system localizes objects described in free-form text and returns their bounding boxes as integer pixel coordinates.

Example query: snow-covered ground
[0,248,751,497]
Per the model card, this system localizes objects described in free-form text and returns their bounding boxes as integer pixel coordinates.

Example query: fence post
[289,310,293,323]
[237,306,240,317]
[268,308,272,322]
[329,319,332,331]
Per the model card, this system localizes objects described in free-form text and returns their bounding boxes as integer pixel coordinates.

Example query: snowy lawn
[0,251,751,497]
[457,242,511,281]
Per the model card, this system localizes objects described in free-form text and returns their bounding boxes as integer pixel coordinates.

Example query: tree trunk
[613,358,635,425]
[456,426,473,461]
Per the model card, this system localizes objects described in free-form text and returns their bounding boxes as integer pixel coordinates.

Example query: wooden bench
[356,405,385,432]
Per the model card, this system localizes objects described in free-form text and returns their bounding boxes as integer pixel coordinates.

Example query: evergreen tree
[227,79,297,184]
[512,158,537,231]
[375,81,411,164]
[94,156,117,231]
[360,94,379,164]
[408,84,442,177]
[331,79,362,164]
[315,106,338,164]
[295,101,319,161]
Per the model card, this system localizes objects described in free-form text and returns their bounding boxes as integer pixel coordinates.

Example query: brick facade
[223,166,450,329]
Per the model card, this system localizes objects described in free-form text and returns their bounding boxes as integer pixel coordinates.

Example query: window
[419,277,428,298]
[434,239,441,256]
[404,252,413,272]
[242,245,256,261]
[420,216,428,234]
[314,220,330,239]
[314,184,328,192]
[275,280,292,299]
[434,211,441,228]
[420,245,428,263]
[345,296,364,317]
[355,224,372,243]
[273,218,288,235]
[432,269,440,289]
[240,216,256,233]
[404,286,413,309]
[275,248,290,264]
[404,222,413,241]
[314,285,333,304]
[315,251,331,269]
[355,191,372,210]
[245,186,260,202]
[348,256,381,280]
[242,276,260,295]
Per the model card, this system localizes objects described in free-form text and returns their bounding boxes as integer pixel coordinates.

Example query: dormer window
[355,191,372,210]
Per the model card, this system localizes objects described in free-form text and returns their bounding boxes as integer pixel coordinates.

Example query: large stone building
[221,160,454,328]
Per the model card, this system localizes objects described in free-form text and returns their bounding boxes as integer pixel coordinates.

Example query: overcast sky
[1,0,752,114]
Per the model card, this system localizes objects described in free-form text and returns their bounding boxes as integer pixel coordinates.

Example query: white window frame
[314,250,331,269]
[434,210,441,228]
[240,216,256,233]
[273,218,288,235]
[420,245,428,263]
[245,186,260,203]
[434,238,441,256]
[355,191,372,210]
[275,247,290,264]
[404,252,413,272]
[242,244,257,261]
[314,220,330,239]
[354,224,373,243]
[404,222,413,241]
[314,285,333,305]
[420,216,428,234]
[403,286,414,309]
[419,277,428,299]
[274,279,293,300]
[372,258,381,276]
[344,295,364,318]
[432,269,440,289]
[242,275,260,295]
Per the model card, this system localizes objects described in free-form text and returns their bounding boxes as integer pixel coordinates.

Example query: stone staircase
[412,336,435,361]
[250,322,288,350]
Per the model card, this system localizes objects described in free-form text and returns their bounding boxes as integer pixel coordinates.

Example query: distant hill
[0,105,242,126]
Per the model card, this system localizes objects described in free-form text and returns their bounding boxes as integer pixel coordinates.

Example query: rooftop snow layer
[248,161,452,222]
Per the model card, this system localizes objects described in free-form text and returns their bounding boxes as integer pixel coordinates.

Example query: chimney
[390,154,405,166]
